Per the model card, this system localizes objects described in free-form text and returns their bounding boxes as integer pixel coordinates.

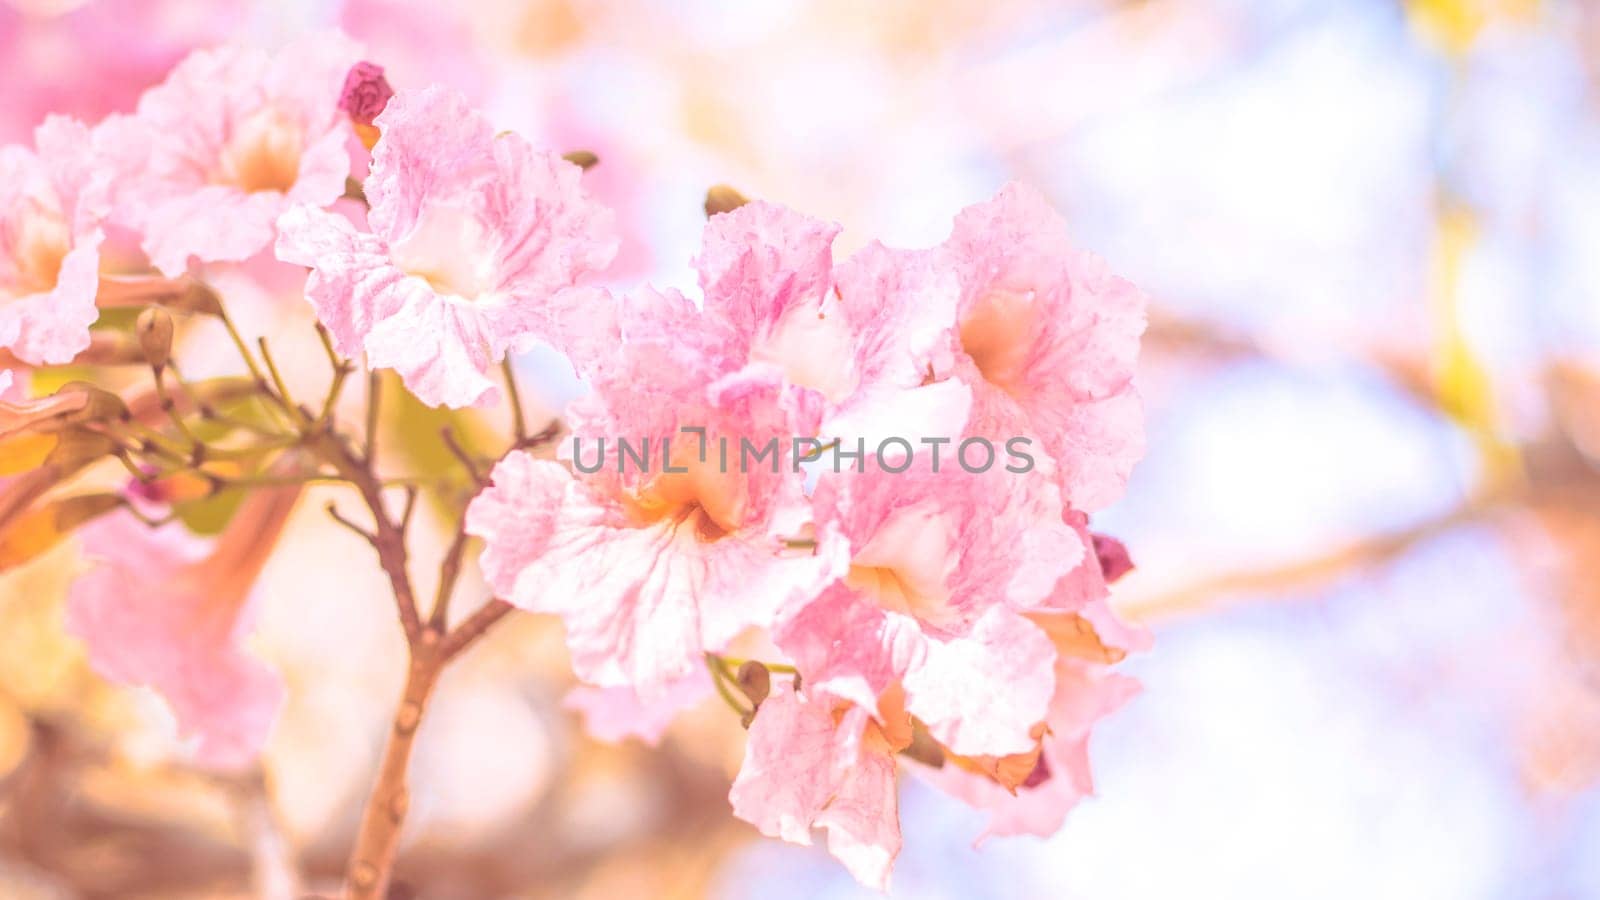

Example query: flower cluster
[0,32,1146,894]
[467,189,1148,884]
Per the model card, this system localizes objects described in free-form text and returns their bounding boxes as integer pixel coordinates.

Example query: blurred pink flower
[729,680,902,890]
[65,486,300,769]
[107,32,360,276]
[1,116,107,364]
[563,669,711,745]
[0,0,245,144]
[276,85,617,408]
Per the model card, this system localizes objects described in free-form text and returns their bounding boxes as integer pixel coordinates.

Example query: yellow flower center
[218,106,304,195]
[959,288,1037,395]
[5,210,70,299]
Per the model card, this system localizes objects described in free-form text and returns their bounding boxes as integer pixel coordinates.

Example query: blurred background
[4,0,1600,897]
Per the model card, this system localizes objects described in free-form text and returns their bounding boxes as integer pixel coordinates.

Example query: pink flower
[108,33,360,277]
[729,680,903,890]
[940,182,1146,511]
[777,461,1081,757]
[1,116,106,365]
[696,204,972,446]
[823,241,971,445]
[276,85,618,408]
[916,654,1141,842]
[65,487,299,768]
[911,549,1149,843]
[466,287,840,695]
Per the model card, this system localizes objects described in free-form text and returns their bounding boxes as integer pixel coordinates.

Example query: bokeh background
[4,0,1600,897]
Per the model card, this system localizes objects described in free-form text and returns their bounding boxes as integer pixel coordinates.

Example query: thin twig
[440,427,482,483]
[438,599,514,661]
[256,338,298,419]
[430,520,473,631]
[398,485,419,535]
[501,357,528,443]
[365,369,381,466]
[325,502,378,546]
[217,307,268,387]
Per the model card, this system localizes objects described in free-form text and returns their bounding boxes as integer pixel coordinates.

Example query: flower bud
[562,150,599,170]
[704,184,749,217]
[735,660,771,708]
[340,61,394,151]
[137,307,174,371]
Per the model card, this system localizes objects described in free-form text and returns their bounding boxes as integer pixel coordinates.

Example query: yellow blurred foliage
[1405,0,1539,53]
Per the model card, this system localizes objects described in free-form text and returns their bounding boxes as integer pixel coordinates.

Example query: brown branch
[310,431,423,644]
[345,643,444,900]
[440,427,482,484]
[430,519,473,631]
[439,599,514,661]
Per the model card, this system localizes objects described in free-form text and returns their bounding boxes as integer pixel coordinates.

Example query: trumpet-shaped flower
[109,34,360,276]
[729,681,904,890]
[697,203,971,445]
[1,116,107,365]
[917,649,1141,842]
[65,486,299,768]
[276,85,618,408]
[777,461,1081,757]
[940,182,1146,511]
[467,287,838,695]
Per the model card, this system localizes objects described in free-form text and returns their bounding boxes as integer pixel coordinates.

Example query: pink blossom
[823,241,971,445]
[776,461,1082,756]
[941,182,1147,511]
[916,657,1141,842]
[698,205,973,446]
[108,33,360,276]
[729,681,902,890]
[466,286,841,694]
[65,487,299,768]
[1,116,106,365]
[276,86,618,408]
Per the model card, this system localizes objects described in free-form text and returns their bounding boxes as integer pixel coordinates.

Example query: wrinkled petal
[729,682,901,890]
[114,33,359,275]
[903,608,1056,757]
[825,242,966,440]
[276,85,616,407]
[0,118,105,364]
[917,661,1140,842]
[943,182,1147,511]
[467,451,840,694]
[696,201,839,357]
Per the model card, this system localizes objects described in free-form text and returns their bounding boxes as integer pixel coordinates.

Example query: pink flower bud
[338,61,394,126]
